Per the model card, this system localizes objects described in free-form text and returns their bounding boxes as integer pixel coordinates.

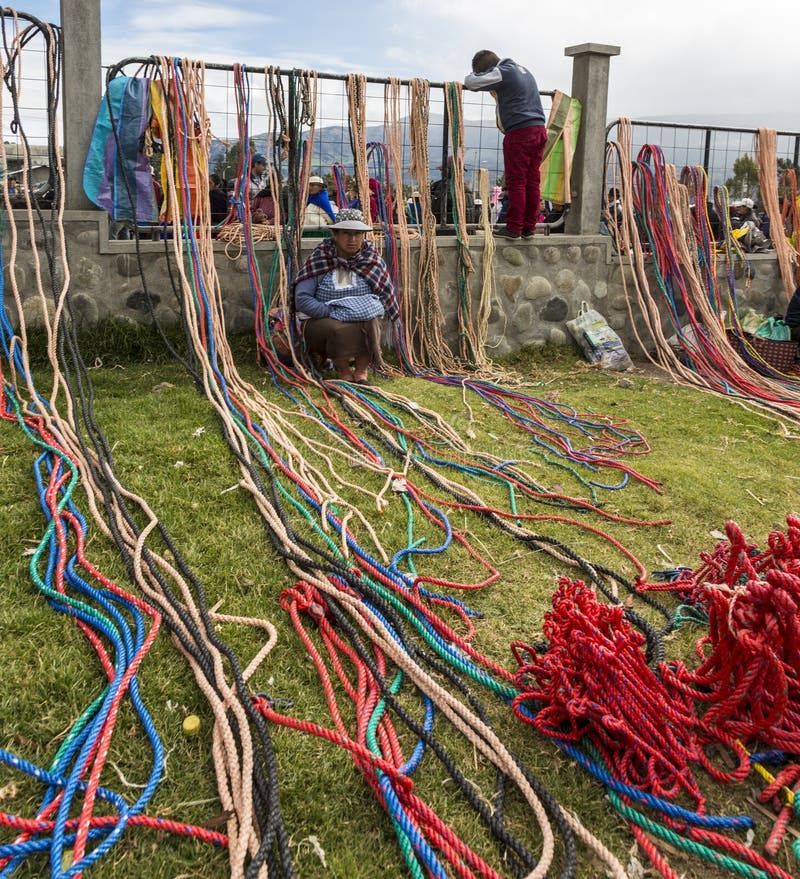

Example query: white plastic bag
[565,301,633,371]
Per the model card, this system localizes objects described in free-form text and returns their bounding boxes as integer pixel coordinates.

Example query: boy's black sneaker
[496,228,520,240]
[521,229,535,240]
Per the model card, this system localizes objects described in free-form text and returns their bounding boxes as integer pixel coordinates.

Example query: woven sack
[751,335,799,372]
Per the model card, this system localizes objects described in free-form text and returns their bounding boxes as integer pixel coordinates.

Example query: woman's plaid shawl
[294,238,399,321]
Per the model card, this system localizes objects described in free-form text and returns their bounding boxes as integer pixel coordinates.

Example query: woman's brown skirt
[301,317,383,365]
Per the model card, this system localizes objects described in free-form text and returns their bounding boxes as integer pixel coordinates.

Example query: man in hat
[294,208,398,383]
[464,50,547,240]
[248,152,268,201]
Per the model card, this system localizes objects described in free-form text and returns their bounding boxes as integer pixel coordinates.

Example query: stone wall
[2,210,788,361]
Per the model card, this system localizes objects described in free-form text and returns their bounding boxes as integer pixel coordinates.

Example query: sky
[12,0,800,129]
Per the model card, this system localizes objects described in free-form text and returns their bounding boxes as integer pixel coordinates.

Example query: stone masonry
[2,211,788,362]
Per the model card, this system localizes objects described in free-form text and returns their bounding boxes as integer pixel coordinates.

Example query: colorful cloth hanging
[83,76,158,222]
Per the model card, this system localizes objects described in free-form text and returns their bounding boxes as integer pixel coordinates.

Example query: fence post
[60,0,102,210]
[563,43,620,235]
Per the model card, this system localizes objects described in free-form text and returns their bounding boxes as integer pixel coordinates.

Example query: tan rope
[755,127,798,300]
[607,118,800,426]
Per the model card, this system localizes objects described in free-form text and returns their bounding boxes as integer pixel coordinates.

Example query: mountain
[210,114,505,186]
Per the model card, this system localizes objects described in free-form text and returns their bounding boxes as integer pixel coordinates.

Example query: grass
[1,331,798,878]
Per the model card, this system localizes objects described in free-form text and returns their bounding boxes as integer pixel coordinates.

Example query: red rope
[660,517,800,750]
[511,578,748,810]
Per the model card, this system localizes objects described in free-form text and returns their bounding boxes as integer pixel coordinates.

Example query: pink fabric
[502,125,548,234]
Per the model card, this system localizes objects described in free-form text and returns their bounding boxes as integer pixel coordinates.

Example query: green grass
[1,336,798,878]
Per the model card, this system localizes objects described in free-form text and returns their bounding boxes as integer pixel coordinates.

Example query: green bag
[738,307,765,335]
[754,317,791,341]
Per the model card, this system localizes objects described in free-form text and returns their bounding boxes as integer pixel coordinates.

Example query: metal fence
[105,60,556,201]
[606,118,800,197]
[0,11,61,201]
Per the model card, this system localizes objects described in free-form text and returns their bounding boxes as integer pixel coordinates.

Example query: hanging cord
[755,128,798,299]
[605,120,800,426]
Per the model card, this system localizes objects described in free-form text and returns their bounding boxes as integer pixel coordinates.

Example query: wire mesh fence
[606,118,800,197]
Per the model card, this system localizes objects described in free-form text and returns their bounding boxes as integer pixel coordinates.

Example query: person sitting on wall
[209,173,229,224]
[251,178,277,225]
[729,198,771,253]
[407,190,423,225]
[348,177,381,221]
[249,152,268,202]
[430,158,476,225]
[304,174,338,230]
[294,208,399,383]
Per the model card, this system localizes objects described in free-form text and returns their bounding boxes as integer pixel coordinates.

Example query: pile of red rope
[660,517,800,751]
[510,579,748,810]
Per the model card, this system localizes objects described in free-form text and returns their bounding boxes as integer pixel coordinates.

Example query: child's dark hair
[471,50,500,73]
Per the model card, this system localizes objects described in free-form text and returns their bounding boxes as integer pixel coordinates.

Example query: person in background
[785,284,800,343]
[729,198,771,252]
[304,174,337,230]
[430,158,476,224]
[407,190,423,225]
[294,208,399,383]
[495,186,509,225]
[348,177,381,221]
[251,178,277,224]
[208,173,229,224]
[248,152,268,202]
[464,50,547,240]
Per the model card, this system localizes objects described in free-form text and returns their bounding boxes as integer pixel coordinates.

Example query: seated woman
[209,173,229,224]
[251,179,277,225]
[304,174,337,230]
[294,208,399,383]
[348,177,381,221]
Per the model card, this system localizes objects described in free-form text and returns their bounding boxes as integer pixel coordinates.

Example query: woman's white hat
[329,207,372,231]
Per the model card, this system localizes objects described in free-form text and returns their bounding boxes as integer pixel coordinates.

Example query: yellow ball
[183,714,201,736]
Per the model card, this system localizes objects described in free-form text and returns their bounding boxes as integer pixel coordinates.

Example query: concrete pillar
[563,43,620,235]
[60,0,102,210]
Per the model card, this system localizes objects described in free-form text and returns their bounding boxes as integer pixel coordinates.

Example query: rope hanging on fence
[755,128,798,299]
[605,119,800,425]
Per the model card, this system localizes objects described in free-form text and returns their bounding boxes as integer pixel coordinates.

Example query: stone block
[21,295,54,329]
[485,334,512,356]
[540,296,569,323]
[500,274,522,300]
[608,312,628,331]
[566,245,582,263]
[548,327,568,345]
[593,280,608,299]
[69,292,100,326]
[126,289,161,314]
[75,256,104,291]
[555,269,577,293]
[155,303,180,327]
[542,246,561,264]
[489,303,505,323]
[75,229,100,247]
[609,293,628,311]
[583,245,601,263]
[501,246,525,266]
[224,303,256,335]
[513,301,534,332]
[524,276,552,300]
